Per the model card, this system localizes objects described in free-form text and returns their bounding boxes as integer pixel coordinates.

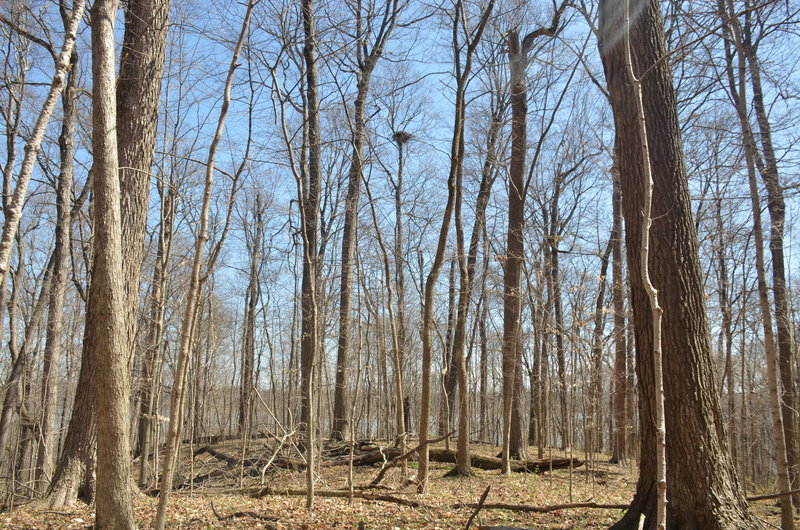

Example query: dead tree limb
[211,500,280,529]
[454,501,629,513]
[368,432,454,488]
[747,488,800,502]
[465,486,491,529]
[253,487,429,508]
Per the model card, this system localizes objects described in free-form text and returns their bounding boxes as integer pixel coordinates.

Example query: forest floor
[0,438,792,529]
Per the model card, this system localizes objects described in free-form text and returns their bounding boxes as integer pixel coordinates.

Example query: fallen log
[194,445,304,470]
[428,449,583,473]
[332,447,402,467]
[453,500,629,513]
[194,443,404,471]
[253,487,429,508]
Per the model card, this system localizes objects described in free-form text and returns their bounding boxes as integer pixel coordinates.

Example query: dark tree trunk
[502,29,529,467]
[598,0,761,526]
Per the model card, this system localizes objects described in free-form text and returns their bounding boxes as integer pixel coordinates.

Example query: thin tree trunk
[299,0,321,510]
[502,29,528,470]
[239,195,264,438]
[743,19,799,499]
[35,17,76,488]
[417,0,495,492]
[610,168,627,465]
[589,237,612,459]
[153,4,253,526]
[0,0,86,279]
[718,0,794,525]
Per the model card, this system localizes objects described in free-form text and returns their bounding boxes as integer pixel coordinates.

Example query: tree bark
[598,0,762,526]
[90,0,135,525]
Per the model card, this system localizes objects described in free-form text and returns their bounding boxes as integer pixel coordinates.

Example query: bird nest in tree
[392,130,413,145]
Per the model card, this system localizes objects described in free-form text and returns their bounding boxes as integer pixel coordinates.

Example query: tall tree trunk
[449,91,502,475]
[598,0,761,526]
[743,19,799,498]
[501,9,565,471]
[90,0,134,525]
[239,195,263,438]
[589,237,612,457]
[416,0,495,491]
[717,0,794,523]
[546,188,568,450]
[440,260,458,438]
[299,0,321,509]
[136,176,175,486]
[36,16,76,488]
[610,168,628,465]
[331,0,402,442]
[502,29,528,469]
[45,0,171,505]
[391,134,409,450]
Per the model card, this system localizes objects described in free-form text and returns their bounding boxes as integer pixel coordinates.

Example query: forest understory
[1,439,794,529]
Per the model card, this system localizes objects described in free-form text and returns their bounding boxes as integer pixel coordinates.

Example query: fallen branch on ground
[746,488,800,502]
[367,432,454,488]
[210,500,280,529]
[465,486,491,529]
[253,487,429,508]
[453,501,629,513]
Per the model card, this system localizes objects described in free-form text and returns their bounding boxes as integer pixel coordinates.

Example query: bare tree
[417,0,495,491]
[331,0,404,442]
[35,1,77,489]
[89,0,135,524]
[501,1,566,472]
[598,0,761,525]
[154,2,255,526]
